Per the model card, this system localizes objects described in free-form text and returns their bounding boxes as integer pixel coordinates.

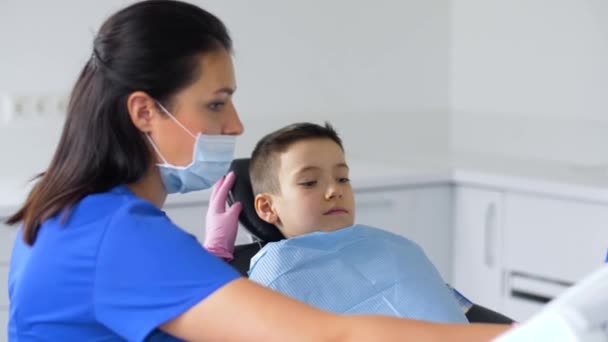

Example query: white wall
[5,0,607,185]
[0,0,451,183]
[450,0,608,166]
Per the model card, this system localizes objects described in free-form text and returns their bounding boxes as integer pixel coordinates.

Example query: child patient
[236,122,469,323]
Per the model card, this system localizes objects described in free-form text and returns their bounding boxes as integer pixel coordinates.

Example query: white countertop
[3,154,608,215]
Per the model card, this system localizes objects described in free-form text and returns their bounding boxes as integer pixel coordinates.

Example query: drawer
[504,193,608,283]
[0,223,18,263]
[502,294,544,322]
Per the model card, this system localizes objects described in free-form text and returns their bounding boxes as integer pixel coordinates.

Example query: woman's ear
[127,91,159,133]
[254,194,279,225]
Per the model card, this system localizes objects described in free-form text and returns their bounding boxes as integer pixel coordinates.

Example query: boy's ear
[254,193,279,225]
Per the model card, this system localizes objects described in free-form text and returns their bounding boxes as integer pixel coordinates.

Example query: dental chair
[226,158,513,324]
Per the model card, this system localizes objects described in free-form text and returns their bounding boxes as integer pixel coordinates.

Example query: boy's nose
[325,185,343,200]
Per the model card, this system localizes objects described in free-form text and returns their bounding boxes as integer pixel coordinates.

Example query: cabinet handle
[484,202,497,268]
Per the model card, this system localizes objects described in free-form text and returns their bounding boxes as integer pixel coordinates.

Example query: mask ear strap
[146,134,169,164]
[156,101,197,140]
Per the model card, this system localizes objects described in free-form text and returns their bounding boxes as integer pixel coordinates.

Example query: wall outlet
[1,93,69,123]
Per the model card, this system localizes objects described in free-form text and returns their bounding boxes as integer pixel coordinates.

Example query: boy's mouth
[323,208,349,215]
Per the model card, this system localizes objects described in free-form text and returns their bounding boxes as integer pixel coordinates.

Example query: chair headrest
[227,158,285,243]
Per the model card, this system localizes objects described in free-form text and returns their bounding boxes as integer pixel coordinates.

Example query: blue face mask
[147,103,236,194]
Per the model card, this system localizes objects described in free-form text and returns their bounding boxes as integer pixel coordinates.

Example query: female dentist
[5,1,509,341]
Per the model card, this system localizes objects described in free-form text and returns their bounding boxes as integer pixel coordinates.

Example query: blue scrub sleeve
[93,201,241,341]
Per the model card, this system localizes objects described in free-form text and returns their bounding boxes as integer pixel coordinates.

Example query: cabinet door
[163,203,253,246]
[504,193,608,283]
[355,186,453,282]
[452,186,505,312]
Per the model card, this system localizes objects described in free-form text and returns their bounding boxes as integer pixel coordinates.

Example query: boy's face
[255,138,355,237]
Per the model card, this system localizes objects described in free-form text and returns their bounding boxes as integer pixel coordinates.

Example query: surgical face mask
[146,102,236,194]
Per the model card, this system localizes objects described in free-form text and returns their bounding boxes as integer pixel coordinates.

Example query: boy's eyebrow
[335,163,349,169]
[293,166,321,175]
[293,163,349,175]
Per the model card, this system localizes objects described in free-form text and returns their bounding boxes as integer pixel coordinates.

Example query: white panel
[0,222,18,263]
[163,203,252,246]
[163,204,208,241]
[0,263,7,342]
[355,186,453,282]
[0,309,7,342]
[452,186,505,312]
[0,264,7,307]
[504,193,608,283]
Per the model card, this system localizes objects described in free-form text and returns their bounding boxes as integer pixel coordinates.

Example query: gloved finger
[226,201,242,218]
[209,174,226,202]
[210,171,235,212]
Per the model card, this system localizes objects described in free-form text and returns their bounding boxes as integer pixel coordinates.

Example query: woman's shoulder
[68,185,165,226]
[99,185,175,232]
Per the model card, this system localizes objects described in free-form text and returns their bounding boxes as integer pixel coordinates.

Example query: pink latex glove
[203,171,242,261]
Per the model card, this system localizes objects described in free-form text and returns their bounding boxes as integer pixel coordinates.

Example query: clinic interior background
[1,0,608,184]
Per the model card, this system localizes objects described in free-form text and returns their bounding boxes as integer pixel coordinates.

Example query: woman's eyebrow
[214,86,236,95]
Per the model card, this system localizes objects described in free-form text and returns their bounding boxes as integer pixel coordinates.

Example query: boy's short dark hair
[250,122,344,195]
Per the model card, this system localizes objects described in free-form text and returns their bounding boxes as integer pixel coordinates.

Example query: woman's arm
[161,278,509,342]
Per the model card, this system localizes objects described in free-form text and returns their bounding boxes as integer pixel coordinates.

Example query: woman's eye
[207,102,225,112]
[298,181,317,187]
[338,177,350,183]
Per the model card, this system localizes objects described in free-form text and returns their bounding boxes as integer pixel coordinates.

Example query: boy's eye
[338,177,350,183]
[207,102,225,112]
[298,181,317,187]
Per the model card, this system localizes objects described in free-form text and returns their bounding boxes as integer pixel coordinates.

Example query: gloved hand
[204,171,242,261]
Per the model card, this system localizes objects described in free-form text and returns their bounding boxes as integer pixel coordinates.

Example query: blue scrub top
[8,185,240,341]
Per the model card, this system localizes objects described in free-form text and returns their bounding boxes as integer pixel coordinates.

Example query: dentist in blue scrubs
[5,1,509,341]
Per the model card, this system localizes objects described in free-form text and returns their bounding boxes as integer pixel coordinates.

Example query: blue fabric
[448,286,474,314]
[8,185,240,341]
[248,225,468,323]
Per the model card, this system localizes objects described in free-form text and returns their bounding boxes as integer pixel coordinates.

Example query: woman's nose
[223,103,244,136]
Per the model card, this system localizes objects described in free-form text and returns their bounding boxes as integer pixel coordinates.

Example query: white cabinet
[356,185,454,282]
[453,186,608,322]
[452,186,505,313]
[503,193,608,283]
[501,193,608,321]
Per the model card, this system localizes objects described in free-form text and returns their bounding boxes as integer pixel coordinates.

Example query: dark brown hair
[249,122,343,195]
[6,0,232,245]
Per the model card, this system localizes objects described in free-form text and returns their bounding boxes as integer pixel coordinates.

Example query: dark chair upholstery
[226,158,513,324]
